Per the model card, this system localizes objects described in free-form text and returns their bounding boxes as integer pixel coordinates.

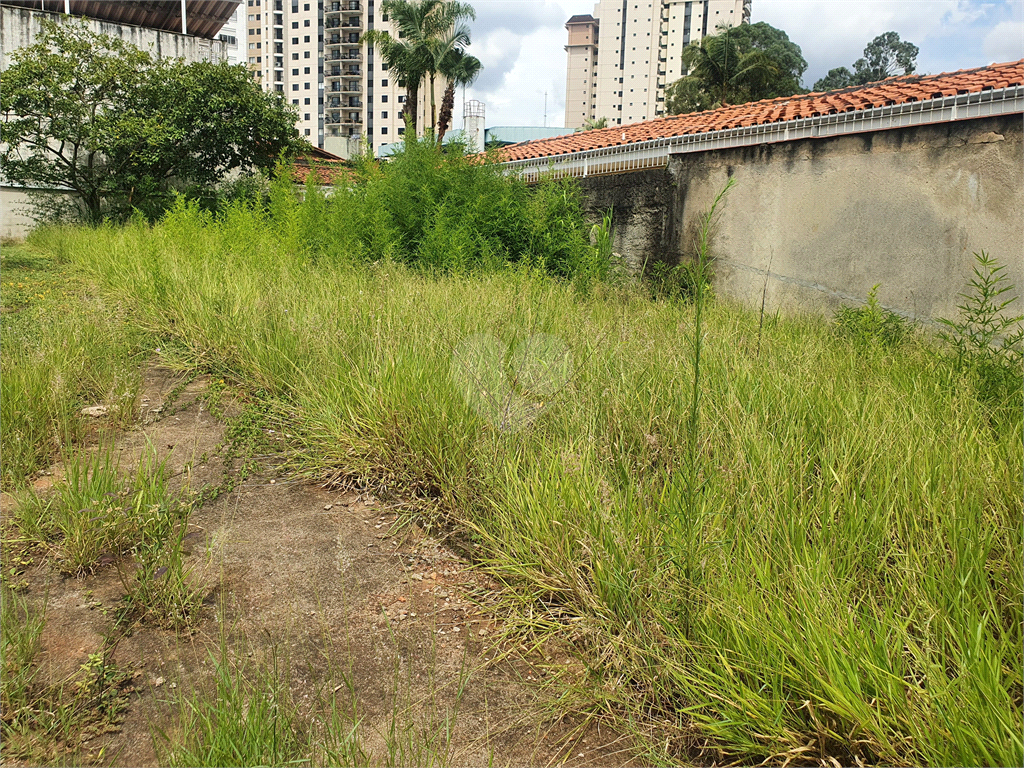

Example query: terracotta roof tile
[500,60,1023,162]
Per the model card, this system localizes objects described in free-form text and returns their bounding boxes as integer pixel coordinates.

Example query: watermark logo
[450,333,572,432]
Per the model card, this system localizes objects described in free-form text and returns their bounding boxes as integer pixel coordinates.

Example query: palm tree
[360,0,476,139]
[678,24,779,110]
[361,27,427,135]
[425,19,472,134]
[436,49,481,145]
[575,116,608,132]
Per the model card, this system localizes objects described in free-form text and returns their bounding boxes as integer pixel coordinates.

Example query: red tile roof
[500,60,1024,162]
[292,147,352,185]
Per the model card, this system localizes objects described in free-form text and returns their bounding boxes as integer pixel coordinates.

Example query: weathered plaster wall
[578,169,673,272]
[580,114,1024,323]
[0,5,227,70]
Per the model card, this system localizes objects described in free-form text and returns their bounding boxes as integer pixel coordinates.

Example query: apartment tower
[564,0,751,129]
[243,0,433,156]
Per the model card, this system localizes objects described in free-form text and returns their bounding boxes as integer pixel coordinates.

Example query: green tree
[813,66,856,91]
[436,50,482,145]
[726,22,808,98]
[0,19,301,223]
[813,31,919,91]
[426,16,474,133]
[667,24,783,114]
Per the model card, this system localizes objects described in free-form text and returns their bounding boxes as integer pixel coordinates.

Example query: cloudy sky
[458,0,1024,129]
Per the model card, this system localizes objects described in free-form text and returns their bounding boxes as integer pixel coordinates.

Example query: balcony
[347,98,363,108]
[341,17,363,29]
[326,2,342,11]
[345,66,362,76]
[326,35,342,45]
[343,82,361,92]
[343,51,362,61]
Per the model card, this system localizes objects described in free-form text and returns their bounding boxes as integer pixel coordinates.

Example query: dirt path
[6,365,636,767]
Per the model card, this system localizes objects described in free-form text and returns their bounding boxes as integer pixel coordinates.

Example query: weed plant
[939,250,1024,407]
[834,283,912,349]
[27,187,1024,765]
[1,586,133,762]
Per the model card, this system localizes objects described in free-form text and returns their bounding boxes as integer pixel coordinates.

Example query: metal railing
[500,85,1024,183]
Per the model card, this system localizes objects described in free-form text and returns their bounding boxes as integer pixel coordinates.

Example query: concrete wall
[580,114,1024,323]
[1,5,227,70]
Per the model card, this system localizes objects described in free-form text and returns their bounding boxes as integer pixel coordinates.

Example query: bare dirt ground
[3,365,637,767]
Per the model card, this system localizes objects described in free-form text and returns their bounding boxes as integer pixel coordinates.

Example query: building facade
[564,0,750,129]
[241,0,438,157]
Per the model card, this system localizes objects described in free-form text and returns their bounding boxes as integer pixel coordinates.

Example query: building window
[304,82,310,89]
[397,95,406,103]
[304,2,310,8]
[292,37,298,43]
[381,79,388,87]
[304,35,310,42]
[257,42,261,48]
[304,97,310,104]
[249,56,257,62]
[304,19,310,26]
[382,13,388,20]
[292,68,299,75]
[304,67,310,74]
[305,128,311,135]
[292,98,299,104]
[249,42,256,49]
[305,113,310,120]
[381,94,388,102]
[397,126,405,134]
[292,22,298,29]
[304,51,310,58]
[382,111,388,118]
[292,52,299,59]
[292,83,299,90]
[248,14,255,20]
[381,127,388,134]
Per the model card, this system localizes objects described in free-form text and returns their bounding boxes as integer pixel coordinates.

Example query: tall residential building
[241,0,436,156]
[564,0,750,129]
[219,3,244,65]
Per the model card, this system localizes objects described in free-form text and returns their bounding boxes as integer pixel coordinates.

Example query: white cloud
[984,19,1024,62]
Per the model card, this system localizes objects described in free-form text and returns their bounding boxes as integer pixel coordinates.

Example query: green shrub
[834,283,912,348]
[939,251,1023,404]
[268,136,603,280]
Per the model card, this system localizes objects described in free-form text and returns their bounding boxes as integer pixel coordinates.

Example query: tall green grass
[27,178,1023,765]
[0,245,147,487]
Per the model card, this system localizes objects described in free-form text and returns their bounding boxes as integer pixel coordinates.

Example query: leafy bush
[834,283,911,348]
[268,136,604,280]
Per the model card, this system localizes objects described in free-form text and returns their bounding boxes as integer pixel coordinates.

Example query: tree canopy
[812,31,919,91]
[0,19,302,223]
[667,22,807,115]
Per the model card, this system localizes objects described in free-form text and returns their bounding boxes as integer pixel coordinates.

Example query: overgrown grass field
[7,140,1022,766]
